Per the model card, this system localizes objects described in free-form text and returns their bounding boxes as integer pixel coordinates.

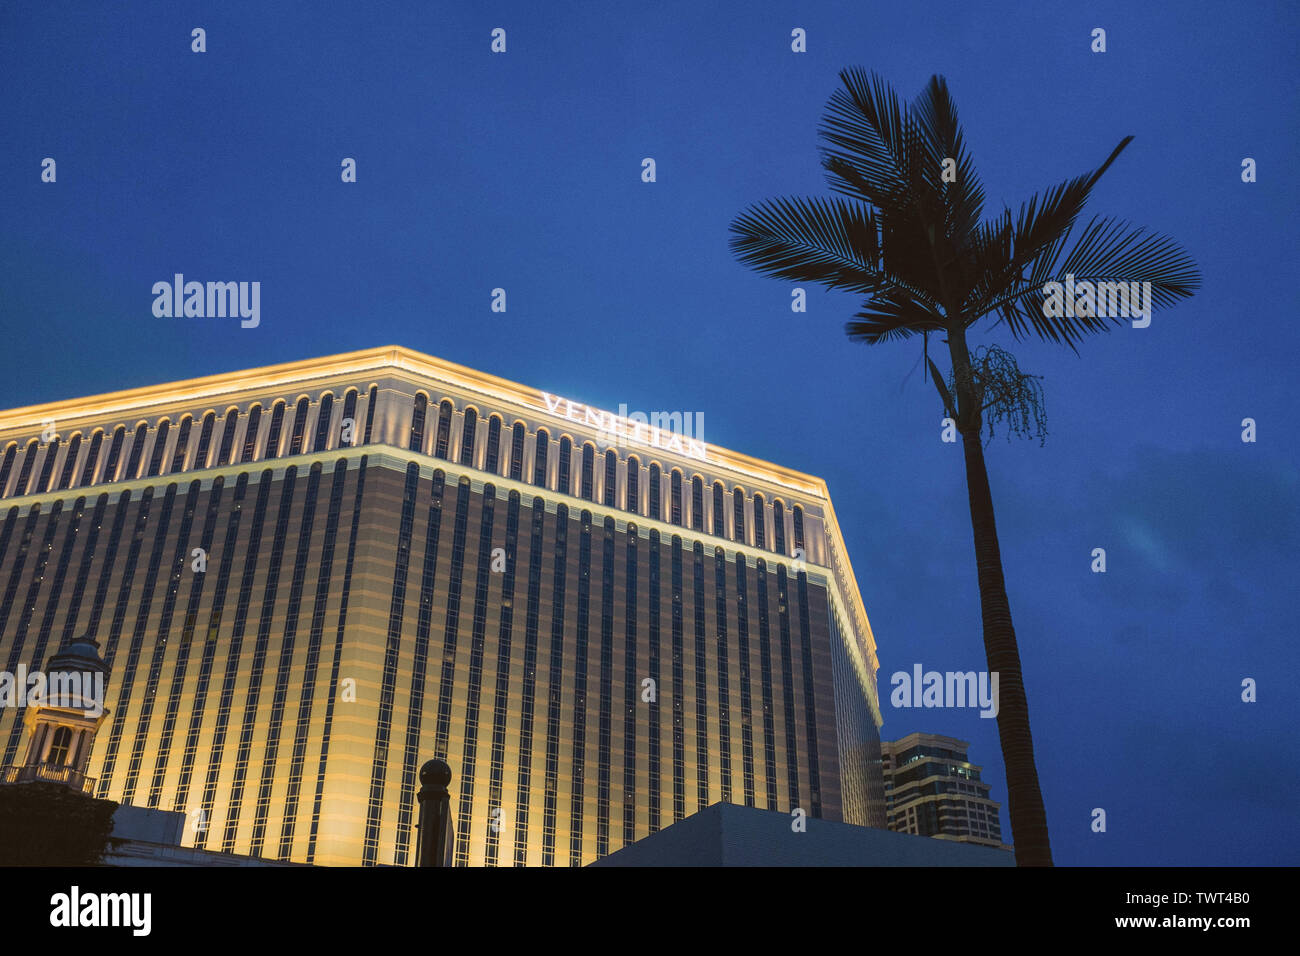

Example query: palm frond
[728,195,881,293]
[912,74,985,241]
[728,195,945,312]
[844,288,945,344]
[817,68,998,312]
[817,68,917,210]
[978,216,1201,346]
[1001,137,1134,280]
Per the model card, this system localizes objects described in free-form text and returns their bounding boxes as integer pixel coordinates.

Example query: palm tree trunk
[948,332,1054,866]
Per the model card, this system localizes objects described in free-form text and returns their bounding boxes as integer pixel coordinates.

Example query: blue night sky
[2,1,1296,865]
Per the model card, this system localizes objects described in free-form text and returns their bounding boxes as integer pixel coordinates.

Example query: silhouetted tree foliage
[0,783,119,866]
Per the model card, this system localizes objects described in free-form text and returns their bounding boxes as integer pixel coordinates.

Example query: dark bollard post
[415,758,453,867]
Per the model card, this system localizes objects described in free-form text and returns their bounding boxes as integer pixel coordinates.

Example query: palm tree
[729,69,1200,866]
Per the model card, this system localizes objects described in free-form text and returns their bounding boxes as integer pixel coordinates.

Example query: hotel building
[880,732,1009,850]
[0,346,885,865]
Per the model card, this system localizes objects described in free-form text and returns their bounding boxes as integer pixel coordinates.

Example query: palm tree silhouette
[730,69,1200,866]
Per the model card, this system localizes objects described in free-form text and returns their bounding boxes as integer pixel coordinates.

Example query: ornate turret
[2,635,110,793]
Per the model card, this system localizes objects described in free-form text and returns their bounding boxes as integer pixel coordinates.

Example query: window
[409,394,428,452]
[342,389,359,446]
[648,463,661,520]
[773,499,786,555]
[712,482,725,536]
[434,400,453,459]
[670,469,683,525]
[732,486,746,544]
[288,398,310,455]
[691,476,704,531]
[147,420,172,476]
[80,432,104,486]
[793,504,805,554]
[264,402,286,460]
[48,726,73,766]
[625,456,640,514]
[752,493,766,549]
[239,406,261,463]
[57,434,82,490]
[508,422,526,480]
[215,409,239,466]
[36,436,61,492]
[102,427,127,482]
[0,443,17,495]
[312,393,334,452]
[557,437,572,495]
[460,408,477,465]
[580,443,595,500]
[603,450,617,507]
[485,415,502,474]
[363,385,379,444]
[125,423,150,477]
[533,429,549,487]
[193,413,216,469]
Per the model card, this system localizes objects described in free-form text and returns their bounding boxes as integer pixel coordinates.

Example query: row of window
[406,396,810,555]
[0,388,374,502]
[0,388,808,555]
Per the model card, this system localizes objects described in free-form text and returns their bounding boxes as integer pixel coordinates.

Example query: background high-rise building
[881,732,1009,849]
[0,346,885,865]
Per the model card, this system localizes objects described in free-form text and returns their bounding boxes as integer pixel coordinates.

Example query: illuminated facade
[0,346,885,866]
[881,732,1009,850]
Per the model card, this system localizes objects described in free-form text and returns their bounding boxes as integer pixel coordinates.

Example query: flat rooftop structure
[589,802,1015,867]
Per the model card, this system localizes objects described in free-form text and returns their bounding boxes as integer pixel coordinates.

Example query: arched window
[648,463,661,520]
[558,436,572,495]
[264,402,286,460]
[603,450,617,507]
[409,393,428,452]
[580,443,595,500]
[238,406,261,463]
[168,417,192,474]
[484,415,502,474]
[214,409,239,466]
[192,413,215,468]
[362,385,379,444]
[342,389,359,446]
[57,434,82,490]
[125,422,150,478]
[12,439,40,495]
[48,726,73,766]
[434,400,453,459]
[773,499,786,555]
[691,475,704,531]
[147,420,171,476]
[793,504,806,555]
[288,397,310,455]
[533,429,549,487]
[752,493,766,549]
[214,409,240,465]
[670,469,683,525]
[508,422,526,481]
[0,443,17,496]
[625,456,640,514]
[460,408,478,466]
[102,426,127,482]
[312,393,334,452]
[80,431,104,486]
[712,482,726,536]
[36,436,61,492]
